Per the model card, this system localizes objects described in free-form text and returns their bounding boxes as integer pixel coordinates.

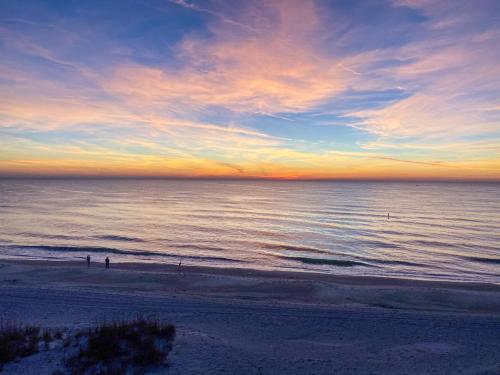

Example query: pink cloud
[106,0,349,114]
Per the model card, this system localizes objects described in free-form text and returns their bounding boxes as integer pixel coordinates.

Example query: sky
[0,0,499,180]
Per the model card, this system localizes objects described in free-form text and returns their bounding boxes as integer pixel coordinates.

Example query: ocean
[0,178,499,283]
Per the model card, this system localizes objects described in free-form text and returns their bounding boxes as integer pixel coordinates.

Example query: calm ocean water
[0,179,499,283]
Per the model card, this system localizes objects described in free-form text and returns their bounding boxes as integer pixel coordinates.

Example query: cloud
[348,3,500,142]
[106,0,350,114]
[168,0,258,32]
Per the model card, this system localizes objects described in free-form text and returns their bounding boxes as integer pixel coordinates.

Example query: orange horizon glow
[1,156,499,181]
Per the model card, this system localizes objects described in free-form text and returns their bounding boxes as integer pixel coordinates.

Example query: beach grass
[0,322,40,370]
[66,316,176,374]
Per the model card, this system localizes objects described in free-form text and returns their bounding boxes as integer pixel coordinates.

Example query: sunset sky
[1,0,499,180]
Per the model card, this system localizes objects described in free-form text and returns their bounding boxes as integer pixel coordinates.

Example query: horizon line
[1,175,499,183]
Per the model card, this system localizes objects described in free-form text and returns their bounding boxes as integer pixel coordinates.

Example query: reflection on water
[0,179,499,283]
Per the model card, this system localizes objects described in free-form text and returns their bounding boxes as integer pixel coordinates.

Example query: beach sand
[1,259,499,374]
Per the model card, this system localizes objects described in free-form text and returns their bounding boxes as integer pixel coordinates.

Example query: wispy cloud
[106,1,352,115]
[347,1,500,145]
[168,0,258,32]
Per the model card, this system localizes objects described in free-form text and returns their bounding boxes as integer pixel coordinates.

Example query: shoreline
[2,257,499,290]
[1,258,499,315]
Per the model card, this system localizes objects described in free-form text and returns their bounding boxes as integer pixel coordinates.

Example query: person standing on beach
[105,257,110,269]
[87,255,91,267]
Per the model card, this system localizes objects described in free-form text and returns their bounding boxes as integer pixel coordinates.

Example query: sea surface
[0,178,499,283]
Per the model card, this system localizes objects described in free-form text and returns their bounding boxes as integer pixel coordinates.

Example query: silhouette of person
[87,255,91,267]
[105,257,110,269]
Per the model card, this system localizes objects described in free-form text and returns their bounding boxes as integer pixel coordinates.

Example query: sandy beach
[0,259,499,374]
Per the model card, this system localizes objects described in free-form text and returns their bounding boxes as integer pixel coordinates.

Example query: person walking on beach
[87,255,91,267]
[105,257,110,269]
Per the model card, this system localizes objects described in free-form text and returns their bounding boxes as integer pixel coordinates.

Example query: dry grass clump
[0,322,40,370]
[66,316,175,374]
